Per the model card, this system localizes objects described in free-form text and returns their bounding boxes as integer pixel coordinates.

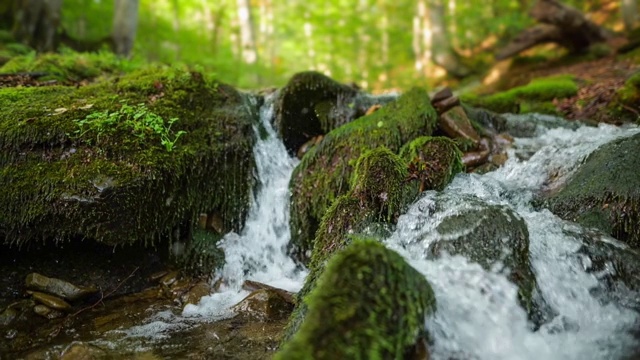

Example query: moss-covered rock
[289,87,438,262]
[0,65,255,247]
[400,136,464,191]
[0,49,138,83]
[274,71,359,154]
[283,147,418,343]
[462,75,578,114]
[275,238,435,360]
[544,132,640,249]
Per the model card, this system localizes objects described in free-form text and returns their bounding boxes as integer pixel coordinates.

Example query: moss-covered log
[275,238,436,360]
[0,65,256,247]
[289,88,438,263]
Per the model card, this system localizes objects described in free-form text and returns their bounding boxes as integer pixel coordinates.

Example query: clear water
[183,92,307,318]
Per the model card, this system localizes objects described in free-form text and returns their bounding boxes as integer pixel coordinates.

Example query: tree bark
[426,0,471,77]
[497,0,608,60]
[621,0,638,32]
[112,0,139,57]
[236,0,257,65]
[13,0,62,52]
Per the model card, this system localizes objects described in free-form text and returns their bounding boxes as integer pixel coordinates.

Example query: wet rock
[25,272,98,301]
[275,71,397,156]
[59,342,108,360]
[232,289,294,322]
[0,305,18,326]
[570,228,640,311]
[439,106,481,144]
[29,291,72,312]
[33,304,65,320]
[411,192,550,325]
[242,280,295,305]
[180,281,211,306]
[159,271,180,287]
[277,239,435,359]
[544,132,640,249]
[0,299,35,326]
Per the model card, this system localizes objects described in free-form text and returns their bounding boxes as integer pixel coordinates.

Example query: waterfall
[183,92,307,318]
[384,120,640,360]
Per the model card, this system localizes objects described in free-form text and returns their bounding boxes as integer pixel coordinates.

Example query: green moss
[462,75,578,114]
[275,71,359,154]
[283,148,419,342]
[289,87,437,263]
[399,136,464,191]
[0,65,255,247]
[0,48,141,82]
[608,71,640,123]
[275,238,435,360]
[544,132,640,249]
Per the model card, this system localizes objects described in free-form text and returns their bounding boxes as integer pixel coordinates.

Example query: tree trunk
[497,0,608,59]
[236,0,257,65]
[112,0,139,57]
[621,0,638,31]
[426,0,471,77]
[13,0,62,52]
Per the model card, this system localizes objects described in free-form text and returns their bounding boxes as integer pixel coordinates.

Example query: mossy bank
[0,65,256,248]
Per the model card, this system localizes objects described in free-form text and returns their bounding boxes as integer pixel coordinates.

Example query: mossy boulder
[289,87,438,263]
[274,71,358,154]
[283,147,418,343]
[275,238,436,360]
[400,136,464,191]
[0,66,255,247]
[0,50,136,83]
[462,75,578,114]
[544,132,640,249]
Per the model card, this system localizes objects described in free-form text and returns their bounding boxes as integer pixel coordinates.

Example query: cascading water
[183,92,307,318]
[384,119,640,360]
[122,100,639,359]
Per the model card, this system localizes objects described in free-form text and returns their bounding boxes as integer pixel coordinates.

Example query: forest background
[0,0,636,91]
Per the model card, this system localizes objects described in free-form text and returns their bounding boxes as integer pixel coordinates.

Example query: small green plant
[75,102,187,151]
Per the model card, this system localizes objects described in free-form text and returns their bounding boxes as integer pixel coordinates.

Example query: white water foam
[385,120,640,360]
[184,92,307,317]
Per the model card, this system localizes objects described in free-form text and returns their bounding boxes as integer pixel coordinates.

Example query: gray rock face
[544,132,640,249]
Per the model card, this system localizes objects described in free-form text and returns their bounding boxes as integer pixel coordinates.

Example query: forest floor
[483,34,639,124]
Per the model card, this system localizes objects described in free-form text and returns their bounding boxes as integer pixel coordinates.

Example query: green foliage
[0,48,141,82]
[462,75,578,114]
[276,238,436,360]
[75,102,187,152]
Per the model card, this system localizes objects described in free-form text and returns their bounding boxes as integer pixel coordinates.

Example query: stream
[124,97,639,359]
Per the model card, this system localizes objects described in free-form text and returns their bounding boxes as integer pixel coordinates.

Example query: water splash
[184,92,307,316]
[385,119,640,360]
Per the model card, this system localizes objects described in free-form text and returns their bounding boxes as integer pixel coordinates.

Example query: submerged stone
[275,239,436,360]
[25,272,98,302]
[289,88,438,263]
[232,289,295,322]
[413,193,550,325]
[544,132,640,249]
[0,66,256,248]
[29,291,72,311]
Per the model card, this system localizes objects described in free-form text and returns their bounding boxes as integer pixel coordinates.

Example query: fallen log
[497,0,609,60]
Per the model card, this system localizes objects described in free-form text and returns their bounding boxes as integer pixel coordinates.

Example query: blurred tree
[113,0,139,57]
[13,0,62,51]
[621,0,638,31]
